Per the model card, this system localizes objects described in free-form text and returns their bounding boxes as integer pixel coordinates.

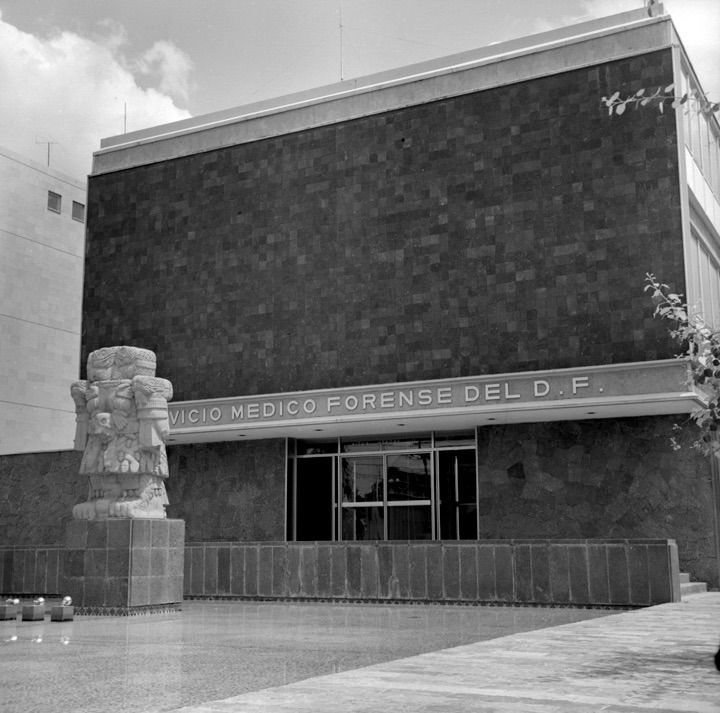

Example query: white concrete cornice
[92,10,673,176]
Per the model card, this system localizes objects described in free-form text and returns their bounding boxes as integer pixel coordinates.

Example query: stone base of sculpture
[62,519,184,614]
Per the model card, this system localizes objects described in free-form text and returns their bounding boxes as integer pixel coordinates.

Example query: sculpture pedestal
[62,519,184,615]
[0,603,18,620]
[50,605,74,622]
[22,604,45,621]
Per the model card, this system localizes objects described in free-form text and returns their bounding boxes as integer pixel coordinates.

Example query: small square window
[47,190,61,213]
[72,201,85,223]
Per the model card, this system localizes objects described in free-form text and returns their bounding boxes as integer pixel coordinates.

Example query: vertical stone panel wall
[0,546,62,596]
[0,539,681,607]
[183,540,680,607]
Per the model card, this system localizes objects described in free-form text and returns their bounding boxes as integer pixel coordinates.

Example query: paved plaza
[1,593,719,712]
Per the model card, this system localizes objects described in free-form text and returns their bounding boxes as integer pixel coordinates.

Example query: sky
[0,0,717,179]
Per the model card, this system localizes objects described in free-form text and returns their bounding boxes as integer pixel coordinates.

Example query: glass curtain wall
[287,431,478,542]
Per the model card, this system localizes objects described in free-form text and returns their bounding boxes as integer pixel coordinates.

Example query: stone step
[681,581,708,596]
[679,572,690,584]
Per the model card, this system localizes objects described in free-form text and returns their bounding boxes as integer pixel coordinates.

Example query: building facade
[5,8,719,602]
[0,146,86,455]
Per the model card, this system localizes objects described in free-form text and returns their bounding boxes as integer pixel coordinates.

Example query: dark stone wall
[0,440,286,547]
[166,439,286,542]
[183,539,681,606]
[0,420,717,586]
[476,417,719,587]
[0,451,84,546]
[83,50,682,399]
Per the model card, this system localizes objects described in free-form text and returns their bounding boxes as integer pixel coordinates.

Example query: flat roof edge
[92,11,673,175]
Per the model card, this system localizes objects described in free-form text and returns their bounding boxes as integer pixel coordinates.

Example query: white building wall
[0,146,86,454]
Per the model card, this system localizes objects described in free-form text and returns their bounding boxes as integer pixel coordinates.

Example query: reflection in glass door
[437,450,478,539]
[340,452,434,540]
[386,453,433,539]
[341,456,384,540]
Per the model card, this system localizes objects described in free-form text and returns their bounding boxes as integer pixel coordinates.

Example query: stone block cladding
[83,50,682,400]
[0,418,716,587]
[183,539,681,607]
[166,439,286,542]
[0,539,681,607]
[1,545,62,597]
[61,519,184,613]
[0,450,84,546]
[475,417,718,587]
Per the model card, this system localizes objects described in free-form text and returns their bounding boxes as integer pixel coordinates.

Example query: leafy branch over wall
[645,273,720,453]
[602,84,720,117]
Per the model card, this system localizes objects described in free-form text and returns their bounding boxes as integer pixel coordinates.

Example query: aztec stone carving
[71,346,173,520]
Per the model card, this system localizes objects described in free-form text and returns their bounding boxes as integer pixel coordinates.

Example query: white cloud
[135,40,194,105]
[0,11,192,178]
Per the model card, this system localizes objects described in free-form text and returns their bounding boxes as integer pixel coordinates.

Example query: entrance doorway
[436,450,478,539]
[288,431,477,542]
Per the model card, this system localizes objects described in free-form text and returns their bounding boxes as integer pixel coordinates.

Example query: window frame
[47,190,62,214]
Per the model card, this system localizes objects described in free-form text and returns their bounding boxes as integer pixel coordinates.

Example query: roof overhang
[166,359,705,444]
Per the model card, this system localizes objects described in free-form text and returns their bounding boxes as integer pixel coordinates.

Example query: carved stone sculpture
[71,346,173,520]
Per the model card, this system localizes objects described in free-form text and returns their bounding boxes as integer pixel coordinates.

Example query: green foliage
[645,273,719,454]
[602,84,720,117]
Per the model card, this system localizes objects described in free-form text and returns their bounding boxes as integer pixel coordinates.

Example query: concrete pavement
[169,593,720,713]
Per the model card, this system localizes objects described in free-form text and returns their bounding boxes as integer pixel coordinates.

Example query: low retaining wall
[1,539,681,607]
[183,539,680,607]
[1,545,63,597]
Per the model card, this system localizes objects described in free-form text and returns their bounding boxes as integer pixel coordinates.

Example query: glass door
[339,451,434,540]
[386,452,433,539]
[294,456,335,540]
[436,449,478,539]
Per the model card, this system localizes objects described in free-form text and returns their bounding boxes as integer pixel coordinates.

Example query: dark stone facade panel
[217,547,231,594]
[299,546,317,597]
[426,544,443,600]
[443,545,460,600]
[531,545,551,604]
[476,546,495,600]
[258,545,273,596]
[567,545,590,604]
[629,544,650,606]
[346,545,361,598]
[315,545,331,598]
[166,440,286,542]
[514,545,532,602]
[608,545,630,604]
[475,418,718,587]
[494,545,515,601]
[360,546,378,598]
[548,545,570,603]
[272,545,288,597]
[244,546,259,596]
[230,547,244,595]
[377,544,393,598]
[203,547,218,595]
[330,545,347,597]
[409,545,427,599]
[83,51,681,402]
[647,543,672,604]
